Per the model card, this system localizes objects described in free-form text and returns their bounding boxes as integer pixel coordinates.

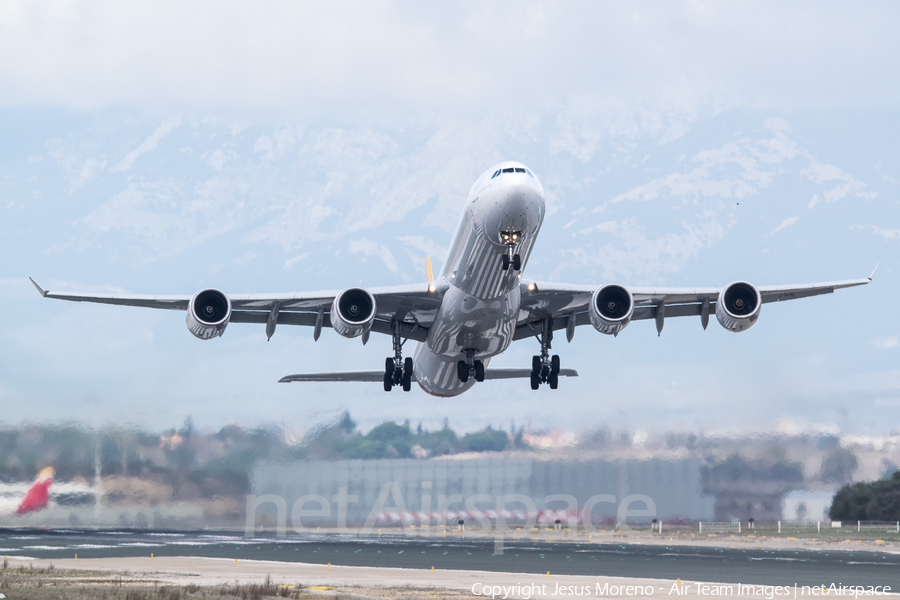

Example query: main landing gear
[384,321,413,392]
[457,348,485,383]
[530,319,561,390]
[500,230,522,271]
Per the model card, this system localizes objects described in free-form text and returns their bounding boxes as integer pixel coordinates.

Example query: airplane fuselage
[414,162,545,396]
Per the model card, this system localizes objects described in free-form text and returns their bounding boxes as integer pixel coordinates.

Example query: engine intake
[716,281,761,332]
[331,288,376,338]
[186,288,231,339]
[589,284,634,335]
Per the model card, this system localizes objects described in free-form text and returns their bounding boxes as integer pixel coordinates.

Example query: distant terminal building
[249,454,714,531]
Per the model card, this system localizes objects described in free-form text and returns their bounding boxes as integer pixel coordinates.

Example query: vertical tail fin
[17,467,54,515]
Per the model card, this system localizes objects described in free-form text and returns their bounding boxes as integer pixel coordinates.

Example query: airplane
[30,161,874,397]
[0,467,54,515]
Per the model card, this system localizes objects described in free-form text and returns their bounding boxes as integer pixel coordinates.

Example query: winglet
[869,264,879,281]
[29,277,49,297]
[426,255,433,282]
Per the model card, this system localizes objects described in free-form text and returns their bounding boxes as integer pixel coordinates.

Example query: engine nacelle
[716,281,761,332]
[589,284,634,335]
[186,288,231,339]
[330,287,376,338]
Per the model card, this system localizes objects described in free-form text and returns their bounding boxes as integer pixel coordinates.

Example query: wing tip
[869,264,879,281]
[28,277,48,297]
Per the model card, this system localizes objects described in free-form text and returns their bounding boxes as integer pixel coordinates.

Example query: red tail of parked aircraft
[16,467,54,515]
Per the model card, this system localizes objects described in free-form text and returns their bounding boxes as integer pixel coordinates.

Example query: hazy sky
[1,1,898,436]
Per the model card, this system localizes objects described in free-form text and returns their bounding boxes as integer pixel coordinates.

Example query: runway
[1,529,898,589]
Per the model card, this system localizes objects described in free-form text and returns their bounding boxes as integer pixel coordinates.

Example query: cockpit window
[493,166,534,179]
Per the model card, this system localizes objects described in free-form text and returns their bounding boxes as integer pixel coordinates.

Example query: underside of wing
[514,271,874,340]
[29,277,443,342]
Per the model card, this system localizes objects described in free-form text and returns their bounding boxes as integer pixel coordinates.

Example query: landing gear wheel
[501,255,510,271]
[529,319,559,390]
[383,358,394,392]
[402,357,413,392]
[512,254,521,271]
[473,360,485,382]
[457,360,470,383]
[401,371,411,391]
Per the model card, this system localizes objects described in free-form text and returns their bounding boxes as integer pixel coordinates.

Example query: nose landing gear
[456,349,485,383]
[383,321,413,392]
[501,253,521,271]
[529,319,561,390]
[500,230,522,272]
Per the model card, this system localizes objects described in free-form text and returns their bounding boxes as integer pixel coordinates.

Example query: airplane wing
[279,368,578,383]
[513,270,876,340]
[29,278,444,342]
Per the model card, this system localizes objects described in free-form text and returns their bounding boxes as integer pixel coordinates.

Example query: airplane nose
[484,189,542,241]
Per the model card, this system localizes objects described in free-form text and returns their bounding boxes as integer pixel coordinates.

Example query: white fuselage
[413,162,545,396]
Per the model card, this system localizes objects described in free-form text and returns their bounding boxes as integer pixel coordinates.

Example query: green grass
[0,565,470,600]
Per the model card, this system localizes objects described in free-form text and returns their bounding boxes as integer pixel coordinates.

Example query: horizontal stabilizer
[279,371,386,383]
[278,368,578,383]
[481,368,578,380]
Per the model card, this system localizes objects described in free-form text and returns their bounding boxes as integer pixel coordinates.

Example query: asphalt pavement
[1,529,897,589]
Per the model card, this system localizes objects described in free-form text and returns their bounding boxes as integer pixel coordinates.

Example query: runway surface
[1,529,898,589]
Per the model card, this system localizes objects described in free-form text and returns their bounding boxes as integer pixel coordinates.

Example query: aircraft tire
[530,372,540,390]
[385,357,394,374]
[402,357,413,391]
[474,360,485,382]
[513,254,521,271]
[531,355,541,375]
[383,372,392,392]
[457,360,469,383]
[501,255,510,271]
[551,355,560,375]
[548,371,559,389]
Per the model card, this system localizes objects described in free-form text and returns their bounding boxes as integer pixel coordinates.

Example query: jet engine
[716,281,761,332]
[330,287,376,338]
[186,288,232,339]
[589,284,634,335]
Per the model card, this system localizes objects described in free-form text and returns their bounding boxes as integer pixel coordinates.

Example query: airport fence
[696,520,900,535]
